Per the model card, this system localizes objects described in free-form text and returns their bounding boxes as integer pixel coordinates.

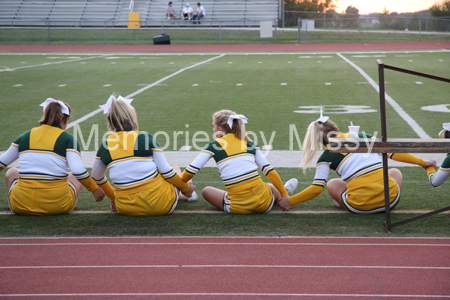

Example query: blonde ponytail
[301,122,321,173]
[301,119,338,174]
[213,110,250,141]
[107,98,139,132]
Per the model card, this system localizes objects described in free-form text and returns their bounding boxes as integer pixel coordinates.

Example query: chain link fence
[284,11,450,32]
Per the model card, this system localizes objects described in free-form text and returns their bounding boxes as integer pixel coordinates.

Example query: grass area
[0,167,448,237]
[1,213,449,237]
[1,52,449,151]
[0,27,449,45]
[0,51,448,237]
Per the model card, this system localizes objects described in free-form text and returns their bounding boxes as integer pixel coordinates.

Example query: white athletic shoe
[188,191,198,201]
[284,178,298,195]
[333,199,343,208]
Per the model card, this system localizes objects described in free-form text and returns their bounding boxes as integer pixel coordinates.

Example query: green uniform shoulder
[14,130,31,152]
[54,131,81,157]
[318,150,346,170]
[441,154,450,168]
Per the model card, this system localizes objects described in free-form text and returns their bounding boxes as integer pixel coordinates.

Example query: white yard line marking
[0,49,448,56]
[337,53,431,139]
[179,145,192,151]
[0,55,106,72]
[0,264,448,270]
[352,55,386,58]
[66,54,225,129]
[0,293,448,298]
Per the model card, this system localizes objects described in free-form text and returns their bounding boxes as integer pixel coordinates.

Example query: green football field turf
[0,49,449,236]
[0,28,449,45]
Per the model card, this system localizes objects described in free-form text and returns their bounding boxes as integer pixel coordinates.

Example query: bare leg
[388,168,403,190]
[202,186,226,210]
[173,166,189,200]
[5,168,19,191]
[68,173,83,198]
[326,178,347,207]
[267,183,281,202]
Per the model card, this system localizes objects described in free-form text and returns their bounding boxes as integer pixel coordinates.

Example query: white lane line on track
[1,209,449,215]
[0,293,448,298]
[0,264,449,270]
[66,54,225,129]
[0,242,448,246]
[336,53,431,139]
[0,55,107,72]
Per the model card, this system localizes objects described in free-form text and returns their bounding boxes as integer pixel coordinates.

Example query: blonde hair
[107,98,139,132]
[301,119,338,173]
[439,130,450,139]
[39,101,71,126]
[212,110,250,141]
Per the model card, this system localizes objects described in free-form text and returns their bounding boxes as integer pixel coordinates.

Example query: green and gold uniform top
[289,132,425,205]
[181,133,288,196]
[427,154,450,187]
[92,130,189,194]
[0,124,98,191]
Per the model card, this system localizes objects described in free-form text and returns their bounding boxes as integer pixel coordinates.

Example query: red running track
[0,42,450,53]
[0,237,449,299]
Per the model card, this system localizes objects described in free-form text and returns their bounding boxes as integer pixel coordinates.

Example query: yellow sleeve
[166,173,189,193]
[181,170,195,183]
[389,153,425,166]
[266,170,288,197]
[426,166,437,185]
[289,185,324,206]
[78,176,99,192]
[94,178,116,202]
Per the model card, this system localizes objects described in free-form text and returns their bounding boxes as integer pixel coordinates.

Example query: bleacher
[0,0,279,27]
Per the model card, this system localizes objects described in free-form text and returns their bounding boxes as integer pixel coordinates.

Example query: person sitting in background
[426,123,450,187]
[166,1,176,23]
[181,3,193,20]
[0,98,105,215]
[193,2,205,24]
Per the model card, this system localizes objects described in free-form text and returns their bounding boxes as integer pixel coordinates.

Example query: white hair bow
[39,98,70,116]
[99,95,134,114]
[308,105,329,128]
[439,123,450,136]
[228,114,248,129]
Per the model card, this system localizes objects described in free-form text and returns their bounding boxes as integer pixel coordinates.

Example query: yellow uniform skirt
[9,178,77,216]
[223,177,275,214]
[114,174,179,216]
[341,169,400,214]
